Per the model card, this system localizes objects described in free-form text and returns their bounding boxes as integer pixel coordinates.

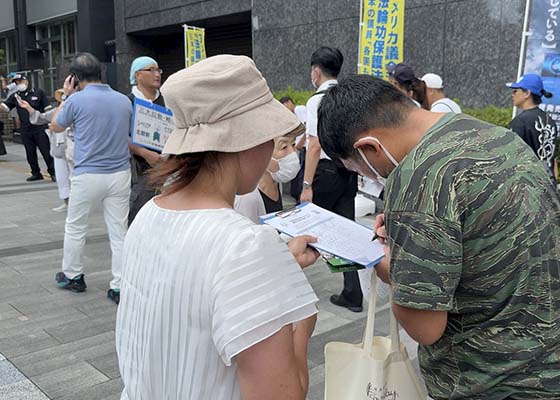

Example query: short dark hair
[318,74,414,161]
[279,96,294,104]
[311,47,344,78]
[69,52,102,82]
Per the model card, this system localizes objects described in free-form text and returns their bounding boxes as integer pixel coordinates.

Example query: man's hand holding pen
[372,213,390,283]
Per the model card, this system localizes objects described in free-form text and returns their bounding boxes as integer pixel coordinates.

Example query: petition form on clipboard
[261,203,385,268]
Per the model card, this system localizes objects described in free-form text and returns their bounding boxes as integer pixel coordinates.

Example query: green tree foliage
[273,86,315,106]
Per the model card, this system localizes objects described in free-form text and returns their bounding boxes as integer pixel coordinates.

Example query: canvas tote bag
[325,272,427,400]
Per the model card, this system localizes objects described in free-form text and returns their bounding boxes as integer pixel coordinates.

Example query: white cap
[421,73,443,89]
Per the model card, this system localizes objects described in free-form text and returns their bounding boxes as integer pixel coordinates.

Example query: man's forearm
[303,142,321,184]
[0,103,9,113]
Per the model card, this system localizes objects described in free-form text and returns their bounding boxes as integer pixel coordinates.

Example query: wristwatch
[61,94,68,101]
[303,181,312,190]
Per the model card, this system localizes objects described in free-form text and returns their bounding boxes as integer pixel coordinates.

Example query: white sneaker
[52,203,68,212]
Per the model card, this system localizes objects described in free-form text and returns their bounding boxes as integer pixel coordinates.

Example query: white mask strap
[360,136,399,167]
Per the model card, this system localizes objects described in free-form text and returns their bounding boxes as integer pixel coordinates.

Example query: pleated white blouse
[116,199,318,400]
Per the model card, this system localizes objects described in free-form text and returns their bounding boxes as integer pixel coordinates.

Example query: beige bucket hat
[161,55,302,155]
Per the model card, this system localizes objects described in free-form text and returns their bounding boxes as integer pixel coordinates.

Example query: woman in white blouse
[115,55,321,400]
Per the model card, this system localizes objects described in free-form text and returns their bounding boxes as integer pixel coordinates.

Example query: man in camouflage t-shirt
[317,75,560,399]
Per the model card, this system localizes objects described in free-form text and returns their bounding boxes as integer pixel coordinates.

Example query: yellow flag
[185,27,206,67]
[358,0,405,79]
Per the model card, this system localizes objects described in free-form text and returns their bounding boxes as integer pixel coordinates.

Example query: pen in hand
[371,213,386,243]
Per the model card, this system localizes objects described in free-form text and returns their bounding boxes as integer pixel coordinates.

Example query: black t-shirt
[4,88,51,133]
[127,91,166,174]
[510,107,558,178]
[259,186,283,214]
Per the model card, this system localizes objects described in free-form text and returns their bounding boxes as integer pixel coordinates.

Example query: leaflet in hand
[261,203,385,268]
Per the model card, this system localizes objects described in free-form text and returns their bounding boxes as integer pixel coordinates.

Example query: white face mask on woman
[269,151,301,183]
[17,83,27,92]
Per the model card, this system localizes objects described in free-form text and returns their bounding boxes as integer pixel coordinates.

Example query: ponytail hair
[530,89,553,105]
[542,89,553,99]
[410,79,430,110]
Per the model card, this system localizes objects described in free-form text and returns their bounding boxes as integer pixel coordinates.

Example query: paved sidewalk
[0,142,423,400]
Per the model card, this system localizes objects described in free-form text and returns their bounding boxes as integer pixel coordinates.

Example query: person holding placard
[116,55,320,400]
[317,74,560,399]
[127,56,166,224]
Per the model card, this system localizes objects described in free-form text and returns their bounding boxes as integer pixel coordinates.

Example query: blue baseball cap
[506,74,545,96]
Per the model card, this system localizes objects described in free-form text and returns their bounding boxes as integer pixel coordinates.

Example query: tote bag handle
[362,271,403,356]
[362,270,378,351]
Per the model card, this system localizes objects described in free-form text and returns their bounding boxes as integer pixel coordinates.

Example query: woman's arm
[236,314,316,400]
[18,100,54,125]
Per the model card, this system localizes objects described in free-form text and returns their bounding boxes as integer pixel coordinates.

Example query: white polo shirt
[306,79,337,160]
[294,105,307,123]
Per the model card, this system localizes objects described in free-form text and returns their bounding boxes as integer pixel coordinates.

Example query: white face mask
[311,68,319,89]
[269,151,300,183]
[17,83,27,92]
[356,137,399,187]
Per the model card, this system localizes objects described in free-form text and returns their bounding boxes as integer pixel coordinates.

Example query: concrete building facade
[0,0,116,97]
[115,0,526,108]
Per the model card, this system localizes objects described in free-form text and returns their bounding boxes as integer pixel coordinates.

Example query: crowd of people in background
[0,45,559,399]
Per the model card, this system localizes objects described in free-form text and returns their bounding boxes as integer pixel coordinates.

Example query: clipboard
[260,202,385,268]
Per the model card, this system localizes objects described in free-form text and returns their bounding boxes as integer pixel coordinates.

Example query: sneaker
[50,174,56,182]
[107,289,120,305]
[52,203,68,212]
[330,294,363,313]
[55,272,87,292]
[26,174,44,182]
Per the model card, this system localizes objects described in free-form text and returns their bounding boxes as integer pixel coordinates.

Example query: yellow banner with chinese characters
[358,0,405,78]
[184,26,206,67]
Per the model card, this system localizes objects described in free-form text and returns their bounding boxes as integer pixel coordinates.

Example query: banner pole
[183,24,188,68]
[357,0,364,74]
[513,0,532,118]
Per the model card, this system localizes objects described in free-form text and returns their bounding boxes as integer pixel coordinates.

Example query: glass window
[38,26,48,40]
[34,18,76,93]
[64,21,75,55]
[49,24,61,38]
[0,37,6,77]
[51,40,61,67]
[0,36,16,98]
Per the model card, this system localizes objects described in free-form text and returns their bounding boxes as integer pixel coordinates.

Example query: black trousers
[290,147,306,202]
[21,130,54,176]
[0,121,6,156]
[313,159,363,306]
[128,157,157,225]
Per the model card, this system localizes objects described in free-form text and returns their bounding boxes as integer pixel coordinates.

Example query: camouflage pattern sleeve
[388,211,462,310]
